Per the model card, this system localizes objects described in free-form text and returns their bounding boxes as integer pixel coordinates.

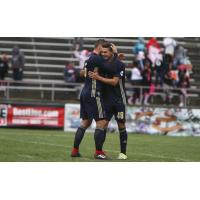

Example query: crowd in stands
[0,38,193,107]
[128,37,192,107]
[65,37,193,107]
[0,46,25,82]
[0,52,9,80]
[11,46,25,81]
[64,43,89,83]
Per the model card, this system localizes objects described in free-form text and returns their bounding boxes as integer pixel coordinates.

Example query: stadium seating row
[0,37,200,105]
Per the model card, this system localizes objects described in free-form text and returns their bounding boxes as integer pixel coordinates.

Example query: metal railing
[0,80,199,106]
[0,80,82,101]
[125,84,200,107]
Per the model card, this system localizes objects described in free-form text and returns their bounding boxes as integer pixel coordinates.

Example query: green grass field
[0,128,200,162]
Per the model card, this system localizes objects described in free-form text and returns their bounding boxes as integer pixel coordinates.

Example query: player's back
[82,53,104,97]
[80,53,106,121]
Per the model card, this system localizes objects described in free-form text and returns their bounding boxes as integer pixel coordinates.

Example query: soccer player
[88,42,128,160]
[71,39,109,160]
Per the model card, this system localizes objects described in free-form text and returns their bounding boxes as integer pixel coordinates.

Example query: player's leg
[71,119,92,157]
[93,98,111,160]
[117,122,128,159]
[114,105,128,160]
[94,119,108,159]
[99,104,114,151]
[103,120,109,144]
[71,94,91,157]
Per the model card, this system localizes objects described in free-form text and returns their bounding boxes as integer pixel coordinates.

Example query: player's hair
[94,39,106,48]
[102,42,113,52]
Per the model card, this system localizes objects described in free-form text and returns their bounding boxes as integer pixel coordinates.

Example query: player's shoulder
[89,53,102,60]
[115,58,125,69]
[88,53,103,63]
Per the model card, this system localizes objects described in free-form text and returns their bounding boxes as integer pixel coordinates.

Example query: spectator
[163,54,173,76]
[133,37,146,55]
[163,37,177,57]
[74,48,90,83]
[177,68,190,107]
[73,37,84,51]
[142,59,154,105]
[177,51,193,72]
[163,61,176,104]
[155,58,164,87]
[0,52,9,80]
[137,51,146,71]
[173,45,186,69]
[146,37,163,67]
[64,62,76,82]
[169,70,179,88]
[146,37,161,50]
[128,61,143,105]
[133,38,146,70]
[74,48,90,69]
[11,46,25,81]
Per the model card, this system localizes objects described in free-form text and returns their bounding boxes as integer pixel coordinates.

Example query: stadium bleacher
[0,37,200,106]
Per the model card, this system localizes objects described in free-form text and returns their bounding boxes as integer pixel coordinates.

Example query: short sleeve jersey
[83,53,104,97]
[100,57,127,105]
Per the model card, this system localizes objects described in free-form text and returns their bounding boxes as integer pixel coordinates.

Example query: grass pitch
[0,128,200,162]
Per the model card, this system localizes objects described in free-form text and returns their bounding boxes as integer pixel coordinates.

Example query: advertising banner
[0,105,64,127]
[0,104,8,126]
[64,104,81,131]
[64,104,200,136]
[126,107,200,136]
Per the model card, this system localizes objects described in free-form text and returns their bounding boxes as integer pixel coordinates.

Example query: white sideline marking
[18,154,35,159]
[103,149,192,162]
[0,136,69,148]
[0,132,67,138]
[134,153,192,162]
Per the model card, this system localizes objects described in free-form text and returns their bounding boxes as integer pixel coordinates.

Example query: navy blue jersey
[80,52,106,121]
[82,53,104,97]
[101,57,127,105]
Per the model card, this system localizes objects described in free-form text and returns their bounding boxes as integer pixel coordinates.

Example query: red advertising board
[0,105,64,127]
[0,104,8,126]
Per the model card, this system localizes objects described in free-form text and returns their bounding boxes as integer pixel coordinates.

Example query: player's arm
[111,43,125,60]
[80,60,89,77]
[80,59,99,78]
[80,69,85,77]
[88,71,119,86]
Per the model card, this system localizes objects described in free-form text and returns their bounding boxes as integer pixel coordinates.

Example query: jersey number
[117,112,124,120]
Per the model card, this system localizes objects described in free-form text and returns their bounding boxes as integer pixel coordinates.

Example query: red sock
[96,150,104,155]
[72,148,79,153]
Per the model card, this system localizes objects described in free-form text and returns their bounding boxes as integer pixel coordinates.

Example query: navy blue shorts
[80,92,106,121]
[105,103,126,123]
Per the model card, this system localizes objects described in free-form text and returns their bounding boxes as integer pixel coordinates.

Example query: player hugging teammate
[71,40,128,160]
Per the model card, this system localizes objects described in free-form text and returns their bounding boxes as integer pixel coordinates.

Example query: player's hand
[79,69,85,77]
[118,53,125,60]
[88,71,100,80]
[111,43,118,53]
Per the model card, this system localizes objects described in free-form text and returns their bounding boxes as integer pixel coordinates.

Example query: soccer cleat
[71,152,82,157]
[94,151,109,160]
[117,153,128,160]
[71,148,82,158]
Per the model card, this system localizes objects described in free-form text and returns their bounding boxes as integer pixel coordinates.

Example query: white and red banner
[0,105,64,127]
[1,103,200,136]
[0,104,8,126]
